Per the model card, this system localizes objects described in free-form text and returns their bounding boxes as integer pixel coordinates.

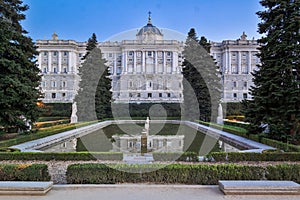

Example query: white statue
[217,103,224,125]
[70,102,78,123]
[142,117,150,136]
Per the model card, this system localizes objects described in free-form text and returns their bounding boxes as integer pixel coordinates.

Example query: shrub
[66,163,265,184]
[266,164,300,183]
[0,164,50,181]
[0,152,123,161]
[42,103,72,117]
[0,147,21,152]
[209,152,300,162]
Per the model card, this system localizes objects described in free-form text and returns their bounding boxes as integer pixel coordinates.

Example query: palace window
[62,93,66,97]
[233,81,237,87]
[52,93,56,99]
[243,93,248,99]
[44,52,48,56]
[128,51,133,56]
[244,82,247,87]
[129,81,133,88]
[137,93,141,98]
[167,52,172,57]
[53,51,57,56]
[63,68,67,73]
[53,67,57,73]
[64,51,68,56]
[167,93,171,98]
[148,93,152,98]
[51,81,56,87]
[43,68,47,73]
[159,93,162,98]
[148,51,152,56]
[233,93,237,98]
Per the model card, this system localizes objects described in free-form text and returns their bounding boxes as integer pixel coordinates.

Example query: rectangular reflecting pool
[39,123,242,155]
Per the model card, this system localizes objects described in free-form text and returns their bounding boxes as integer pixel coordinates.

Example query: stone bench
[219,180,300,195]
[0,181,53,195]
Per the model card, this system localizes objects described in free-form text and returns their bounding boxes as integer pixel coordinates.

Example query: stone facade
[211,32,260,102]
[36,19,260,104]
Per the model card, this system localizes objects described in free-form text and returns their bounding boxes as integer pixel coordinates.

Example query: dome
[136,12,163,40]
[137,23,163,36]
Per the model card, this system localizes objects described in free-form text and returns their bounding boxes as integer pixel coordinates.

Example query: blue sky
[22,0,263,42]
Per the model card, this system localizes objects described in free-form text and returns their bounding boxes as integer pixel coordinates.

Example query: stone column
[172,51,178,74]
[224,50,228,74]
[123,51,127,74]
[68,51,72,73]
[228,50,231,74]
[58,51,62,73]
[113,54,117,75]
[238,51,242,74]
[142,51,146,73]
[163,51,166,74]
[133,51,137,74]
[248,51,252,74]
[38,53,42,72]
[154,51,158,74]
[47,51,52,73]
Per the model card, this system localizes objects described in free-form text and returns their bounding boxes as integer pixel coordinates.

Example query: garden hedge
[0,152,198,162]
[66,163,265,184]
[266,164,300,183]
[0,152,123,161]
[209,152,300,162]
[0,164,50,181]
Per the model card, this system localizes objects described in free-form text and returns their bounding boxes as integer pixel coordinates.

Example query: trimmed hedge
[112,103,181,118]
[209,152,300,162]
[196,121,300,152]
[0,121,98,148]
[66,163,265,184]
[0,152,123,161]
[153,152,199,162]
[260,137,300,152]
[266,164,300,183]
[0,164,50,181]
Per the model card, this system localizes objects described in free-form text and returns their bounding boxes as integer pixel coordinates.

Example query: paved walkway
[1,185,300,200]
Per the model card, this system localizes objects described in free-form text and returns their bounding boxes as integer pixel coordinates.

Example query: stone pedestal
[141,134,147,154]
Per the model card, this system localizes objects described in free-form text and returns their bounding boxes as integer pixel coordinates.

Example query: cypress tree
[182,28,221,122]
[242,0,300,143]
[82,33,97,60]
[0,0,42,131]
[75,33,112,121]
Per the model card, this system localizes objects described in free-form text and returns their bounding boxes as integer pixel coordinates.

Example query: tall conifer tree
[182,28,221,122]
[75,33,112,121]
[242,0,300,143]
[0,0,42,131]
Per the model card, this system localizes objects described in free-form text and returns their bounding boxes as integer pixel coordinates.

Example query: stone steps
[0,181,53,195]
[219,180,300,195]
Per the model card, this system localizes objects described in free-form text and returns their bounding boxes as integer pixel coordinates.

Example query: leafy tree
[75,33,112,121]
[0,0,42,131]
[242,0,300,143]
[182,28,221,122]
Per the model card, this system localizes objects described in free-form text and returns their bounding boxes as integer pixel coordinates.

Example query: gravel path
[1,161,300,184]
